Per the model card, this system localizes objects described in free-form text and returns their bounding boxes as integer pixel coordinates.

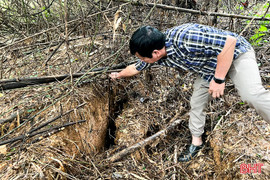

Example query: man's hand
[109,72,121,80]
[208,79,225,98]
[108,64,140,80]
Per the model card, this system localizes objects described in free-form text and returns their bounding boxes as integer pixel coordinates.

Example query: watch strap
[213,77,225,84]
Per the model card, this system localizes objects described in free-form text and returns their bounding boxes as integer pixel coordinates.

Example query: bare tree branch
[119,0,270,21]
[107,119,183,162]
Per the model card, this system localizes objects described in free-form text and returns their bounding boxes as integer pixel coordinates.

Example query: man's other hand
[208,80,225,98]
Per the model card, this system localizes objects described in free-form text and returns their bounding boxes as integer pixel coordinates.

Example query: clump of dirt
[49,84,111,155]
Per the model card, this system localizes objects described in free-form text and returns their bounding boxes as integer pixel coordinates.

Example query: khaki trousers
[189,49,270,137]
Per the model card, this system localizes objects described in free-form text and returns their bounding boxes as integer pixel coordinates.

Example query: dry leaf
[114,17,122,31]
[189,162,200,169]
[113,17,122,41]
[0,162,7,172]
[0,145,7,155]
[113,9,122,41]
[114,10,120,23]
[0,93,3,97]
[122,23,126,32]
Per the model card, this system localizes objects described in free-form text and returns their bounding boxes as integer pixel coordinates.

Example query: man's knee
[239,86,267,104]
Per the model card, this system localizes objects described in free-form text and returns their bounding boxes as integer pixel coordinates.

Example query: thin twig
[28,102,86,134]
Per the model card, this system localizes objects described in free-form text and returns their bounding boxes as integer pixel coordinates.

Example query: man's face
[135,51,161,64]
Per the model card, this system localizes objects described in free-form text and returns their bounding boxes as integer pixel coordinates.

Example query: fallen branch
[119,0,270,21]
[0,62,131,90]
[0,120,86,146]
[107,119,183,162]
[0,73,85,90]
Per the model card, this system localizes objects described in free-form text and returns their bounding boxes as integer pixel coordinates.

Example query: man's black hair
[129,26,166,58]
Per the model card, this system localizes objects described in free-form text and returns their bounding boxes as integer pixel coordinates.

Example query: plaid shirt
[135,23,252,82]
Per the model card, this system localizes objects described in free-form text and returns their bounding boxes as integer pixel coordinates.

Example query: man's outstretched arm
[109,63,140,79]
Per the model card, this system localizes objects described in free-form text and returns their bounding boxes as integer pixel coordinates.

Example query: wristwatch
[213,77,225,84]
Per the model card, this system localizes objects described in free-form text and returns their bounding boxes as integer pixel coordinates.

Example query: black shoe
[178,144,203,162]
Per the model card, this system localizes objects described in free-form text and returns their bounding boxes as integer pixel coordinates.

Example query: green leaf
[259,25,267,32]
[256,154,262,158]
[220,149,224,155]
[250,33,265,41]
[255,37,263,44]
[27,109,36,113]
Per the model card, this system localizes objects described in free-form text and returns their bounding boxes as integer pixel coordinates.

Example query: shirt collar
[165,38,176,56]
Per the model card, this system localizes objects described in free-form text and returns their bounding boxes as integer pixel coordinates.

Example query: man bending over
[109,24,270,162]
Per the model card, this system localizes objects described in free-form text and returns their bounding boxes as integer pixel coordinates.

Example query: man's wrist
[213,77,225,84]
